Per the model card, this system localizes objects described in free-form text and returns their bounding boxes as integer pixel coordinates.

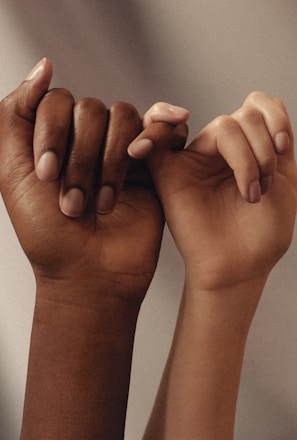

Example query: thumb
[0,58,52,188]
[2,57,53,124]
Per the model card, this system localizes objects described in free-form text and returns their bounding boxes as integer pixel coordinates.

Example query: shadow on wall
[0,386,18,440]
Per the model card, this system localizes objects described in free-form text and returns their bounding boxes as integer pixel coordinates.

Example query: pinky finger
[128,102,189,159]
[142,102,189,128]
[127,121,188,159]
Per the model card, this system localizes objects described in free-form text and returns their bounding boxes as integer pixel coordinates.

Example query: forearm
[144,276,267,440]
[20,279,142,440]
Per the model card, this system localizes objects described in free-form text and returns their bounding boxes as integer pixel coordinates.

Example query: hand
[0,59,188,303]
[142,95,297,440]
[141,92,297,290]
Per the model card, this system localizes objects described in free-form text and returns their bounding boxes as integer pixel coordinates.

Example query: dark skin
[0,59,188,439]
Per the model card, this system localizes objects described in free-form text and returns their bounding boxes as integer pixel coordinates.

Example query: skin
[142,93,297,289]
[94,95,294,439]
[1,58,296,439]
[30,85,296,439]
[0,59,188,439]
[139,93,297,439]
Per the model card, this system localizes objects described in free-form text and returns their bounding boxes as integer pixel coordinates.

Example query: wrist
[33,278,142,348]
[22,276,141,440]
[34,270,148,307]
[183,250,271,295]
[183,274,267,332]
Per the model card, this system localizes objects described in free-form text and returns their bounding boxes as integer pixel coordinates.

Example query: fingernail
[168,105,190,119]
[60,188,85,217]
[26,58,46,81]
[97,186,114,214]
[260,175,273,195]
[274,132,290,153]
[249,180,261,203]
[128,138,153,159]
[36,151,59,181]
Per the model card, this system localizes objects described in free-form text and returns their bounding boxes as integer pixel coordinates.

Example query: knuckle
[0,93,13,109]
[150,102,166,116]
[44,88,74,103]
[75,98,107,118]
[110,101,139,121]
[244,90,267,105]
[0,93,22,120]
[235,107,263,125]
[213,115,237,133]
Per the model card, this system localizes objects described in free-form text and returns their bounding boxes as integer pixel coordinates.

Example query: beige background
[0,1,297,438]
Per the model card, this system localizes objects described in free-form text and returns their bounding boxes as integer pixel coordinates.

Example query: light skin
[0,58,188,440]
[138,93,297,439]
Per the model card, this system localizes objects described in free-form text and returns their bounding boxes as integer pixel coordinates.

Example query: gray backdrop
[0,1,297,438]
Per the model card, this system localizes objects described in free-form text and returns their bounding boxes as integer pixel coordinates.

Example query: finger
[243,92,292,154]
[127,121,188,159]
[273,97,289,114]
[128,102,189,159]
[97,101,141,215]
[0,58,52,187]
[59,98,108,218]
[1,58,53,124]
[142,102,189,128]
[232,106,276,194]
[34,88,75,181]
[188,116,262,203]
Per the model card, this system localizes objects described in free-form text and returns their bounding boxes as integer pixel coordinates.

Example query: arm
[0,59,188,439]
[141,93,297,439]
[1,59,152,439]
[143,281,266,440]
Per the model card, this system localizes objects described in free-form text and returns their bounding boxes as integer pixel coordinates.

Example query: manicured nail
[128,138,154,159]
[26,58,46,81]
[248,180,261,203]
[97,186,114,214]
[260,175,273,195]
[274,132,290,153]
[36,151,59,181]
[60,188,85,217]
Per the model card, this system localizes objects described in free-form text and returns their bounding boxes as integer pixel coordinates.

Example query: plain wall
[0,1,297,438]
